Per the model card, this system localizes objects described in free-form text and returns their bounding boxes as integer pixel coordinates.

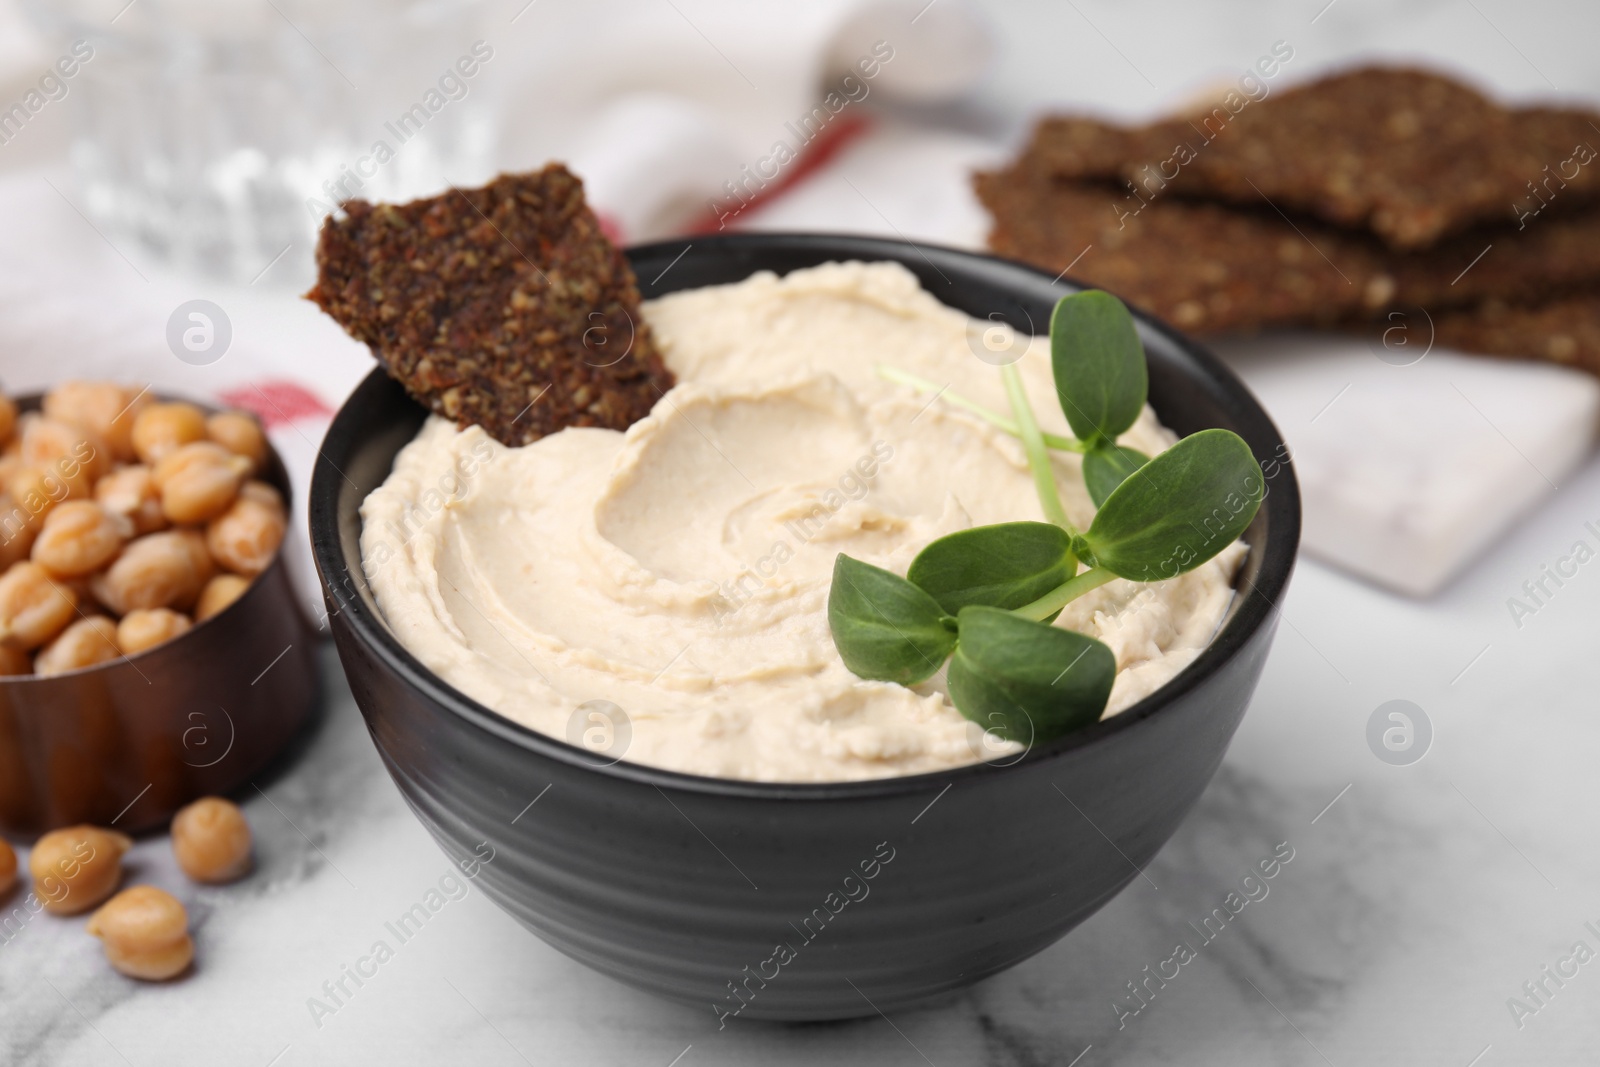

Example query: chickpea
[5,459,94,520]
[94,465,167,536]
[116,608,192,655]
[0,644,29,675]
[131,402,206,465]
[86,886,194,981]
[20,414,108,485]
[195,574,249,621]
[244,479,284,505]
[31,501,130,578]
[206,411,267,472]
[0,836,15,896]
[0,393,15,445]
[205,494,285,577]
[153,442,250,525]
[35,616,121,676]
[180,527,215,583]
[0,561,78,649]
[171,797,252,884]
[243,481,282,510]
[89,531,209,615]
[44,382,147,463]
[0,491,37,569]
[29,824,131,915]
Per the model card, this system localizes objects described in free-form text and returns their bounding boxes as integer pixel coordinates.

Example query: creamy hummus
[360,262,1246,782]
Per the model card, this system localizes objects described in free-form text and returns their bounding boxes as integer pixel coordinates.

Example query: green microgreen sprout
[831,290,1264,750]
[875,366,1088,453]
[1001,361,1073,532]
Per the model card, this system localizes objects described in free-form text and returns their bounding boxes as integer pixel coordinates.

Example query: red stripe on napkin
[216,380,333,428]
[683,111,874,235]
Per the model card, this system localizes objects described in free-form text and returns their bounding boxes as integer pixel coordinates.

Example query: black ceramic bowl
[310,234,1300,1023]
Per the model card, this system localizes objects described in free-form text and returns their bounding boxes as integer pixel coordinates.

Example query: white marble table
[6,0,1600,1064]
[10,507,1600,1067]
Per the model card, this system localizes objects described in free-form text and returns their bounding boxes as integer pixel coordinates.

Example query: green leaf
[1079,428,1263,582]
[1051,290,1149,447]
[946,606,1115,743]
[907,522,1076,615]
[828,554,957,685]
[1082,444,1149,508]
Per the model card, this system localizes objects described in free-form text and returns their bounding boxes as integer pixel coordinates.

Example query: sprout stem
[1013,567,1116,622]
[876,366,1087,453]
[1000,363,1076,537]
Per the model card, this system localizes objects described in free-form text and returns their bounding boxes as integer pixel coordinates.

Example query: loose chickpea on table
[87,886,195,981]
[0,383,286,675]
[171,796,253,883]
[0,799,255,982]
[29,824,132,915]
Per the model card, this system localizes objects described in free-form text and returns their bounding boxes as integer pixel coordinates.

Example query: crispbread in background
[975,162,1600,336]
[1430,295,1600,375]
[974,165,1386,334]
[1026,67,1600,249]
[308,164,674,448]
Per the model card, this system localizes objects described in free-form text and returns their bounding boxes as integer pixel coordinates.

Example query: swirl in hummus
[360,262,1247,782]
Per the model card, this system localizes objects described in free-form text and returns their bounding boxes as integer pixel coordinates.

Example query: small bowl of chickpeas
[0,382,318,839]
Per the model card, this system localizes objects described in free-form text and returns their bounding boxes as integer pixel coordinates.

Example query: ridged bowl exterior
[311,235,1300,1022]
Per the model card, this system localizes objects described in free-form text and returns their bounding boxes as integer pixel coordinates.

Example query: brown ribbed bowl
[311,234,1301,1021]
[0,395,318,839]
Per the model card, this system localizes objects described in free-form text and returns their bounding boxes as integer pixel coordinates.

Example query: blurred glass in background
[21,0,498,286]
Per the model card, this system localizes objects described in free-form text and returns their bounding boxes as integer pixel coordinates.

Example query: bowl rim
[311,232,1301,800]
[0,390,296,684]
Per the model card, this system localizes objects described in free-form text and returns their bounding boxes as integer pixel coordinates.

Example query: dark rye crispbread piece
[975,162,1600,336]
[307,164,674,447]
[1430,295,1600,375]
[1387,205,1600,308]
[1026,68,1600,249]
[1024,116,1135,181]
[973,165,1390,334]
